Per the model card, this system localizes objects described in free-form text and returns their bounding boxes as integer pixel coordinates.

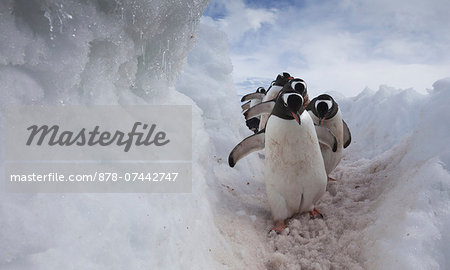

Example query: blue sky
[202,0,450,97]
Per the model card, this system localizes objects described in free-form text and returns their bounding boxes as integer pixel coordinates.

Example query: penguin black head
[273,72,293,86]
[307,94,338,125]
[256,87,266,94]
[282,91,304,125]
[288,78,307,97]
[272,87,305,125]
[282,78,309,108]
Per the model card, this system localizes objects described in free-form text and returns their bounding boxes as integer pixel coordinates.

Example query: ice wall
[0,1,241,269]
[0,0,206,105]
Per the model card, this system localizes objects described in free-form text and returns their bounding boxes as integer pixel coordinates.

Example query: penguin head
[307,94,338,125]
[256,87,266,94]
[283,78,309,108]
[288,78,307,97]
[271,86,304,125]
[271,77,308,124]
[273,72,293,86]
[281,91,304,125]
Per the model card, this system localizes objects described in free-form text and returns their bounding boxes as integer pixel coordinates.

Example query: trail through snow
[180,24,450,269]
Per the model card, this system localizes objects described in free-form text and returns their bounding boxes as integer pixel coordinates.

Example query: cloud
[203,0,450,97]
[203,0,277,42]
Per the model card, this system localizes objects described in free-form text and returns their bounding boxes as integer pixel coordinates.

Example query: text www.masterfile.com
[8,172,180,182]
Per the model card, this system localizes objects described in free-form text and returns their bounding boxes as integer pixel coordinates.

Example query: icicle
[142,44,146,66]
[165,39,170,75]
[162,50,166,74]
[44,10,55,40]
[58,13,63,33]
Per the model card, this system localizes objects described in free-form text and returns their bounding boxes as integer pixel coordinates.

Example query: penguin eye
[315,100,333,111]
[290,81,306,95]
[282,93,303,106]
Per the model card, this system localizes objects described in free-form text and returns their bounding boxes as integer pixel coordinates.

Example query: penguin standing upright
[229,81,337,167]
[257,72,294,131]
[264,84,328,232]
[229,82,337,232]
[307,94,351,179]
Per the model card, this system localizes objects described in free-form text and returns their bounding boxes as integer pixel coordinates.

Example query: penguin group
[228,72,352,232]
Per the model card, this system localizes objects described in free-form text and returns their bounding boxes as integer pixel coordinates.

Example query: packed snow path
[205,80,450,269]
[179,22,450,269]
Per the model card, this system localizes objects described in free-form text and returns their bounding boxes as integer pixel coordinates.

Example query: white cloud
[203,0,450,97]
[204,0,277,42]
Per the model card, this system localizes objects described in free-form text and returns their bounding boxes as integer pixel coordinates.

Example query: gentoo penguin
[241,87,267,133]
[229,80,336,167]
[258,73,294,131]
[241,87,266,104]
[229,87,337,232]
[264,88,329,232]
[258,77,310,131]
[307,94,351,179]
[258,86,267,95]
[243,77,308,122]
[264,72,293,101]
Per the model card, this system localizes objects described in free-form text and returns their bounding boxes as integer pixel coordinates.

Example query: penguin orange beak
[291,112,301,125]
[319,117,325,126]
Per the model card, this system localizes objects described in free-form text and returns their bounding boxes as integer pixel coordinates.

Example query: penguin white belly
[264,113,327,221]
[309,110,344,175]
[320,144,342,175]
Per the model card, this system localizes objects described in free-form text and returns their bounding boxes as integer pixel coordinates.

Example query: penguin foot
[309,208,324,219]
[328,176,337,181]
[270,220,287,234]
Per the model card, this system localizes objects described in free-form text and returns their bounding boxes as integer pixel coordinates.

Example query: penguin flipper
[315,126,338,152]
[342,120,352,148]
[241,92,265,102]
[243,101,275,120]
[228,130,265,167]
[241,100,251,112]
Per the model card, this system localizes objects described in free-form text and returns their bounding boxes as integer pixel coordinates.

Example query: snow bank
[339,85,426,159]
[357,79,450,269]
[0,1,237,269]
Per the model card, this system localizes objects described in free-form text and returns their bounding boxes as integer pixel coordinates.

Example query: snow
[1,1,231,269]
[1,0,450,269]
